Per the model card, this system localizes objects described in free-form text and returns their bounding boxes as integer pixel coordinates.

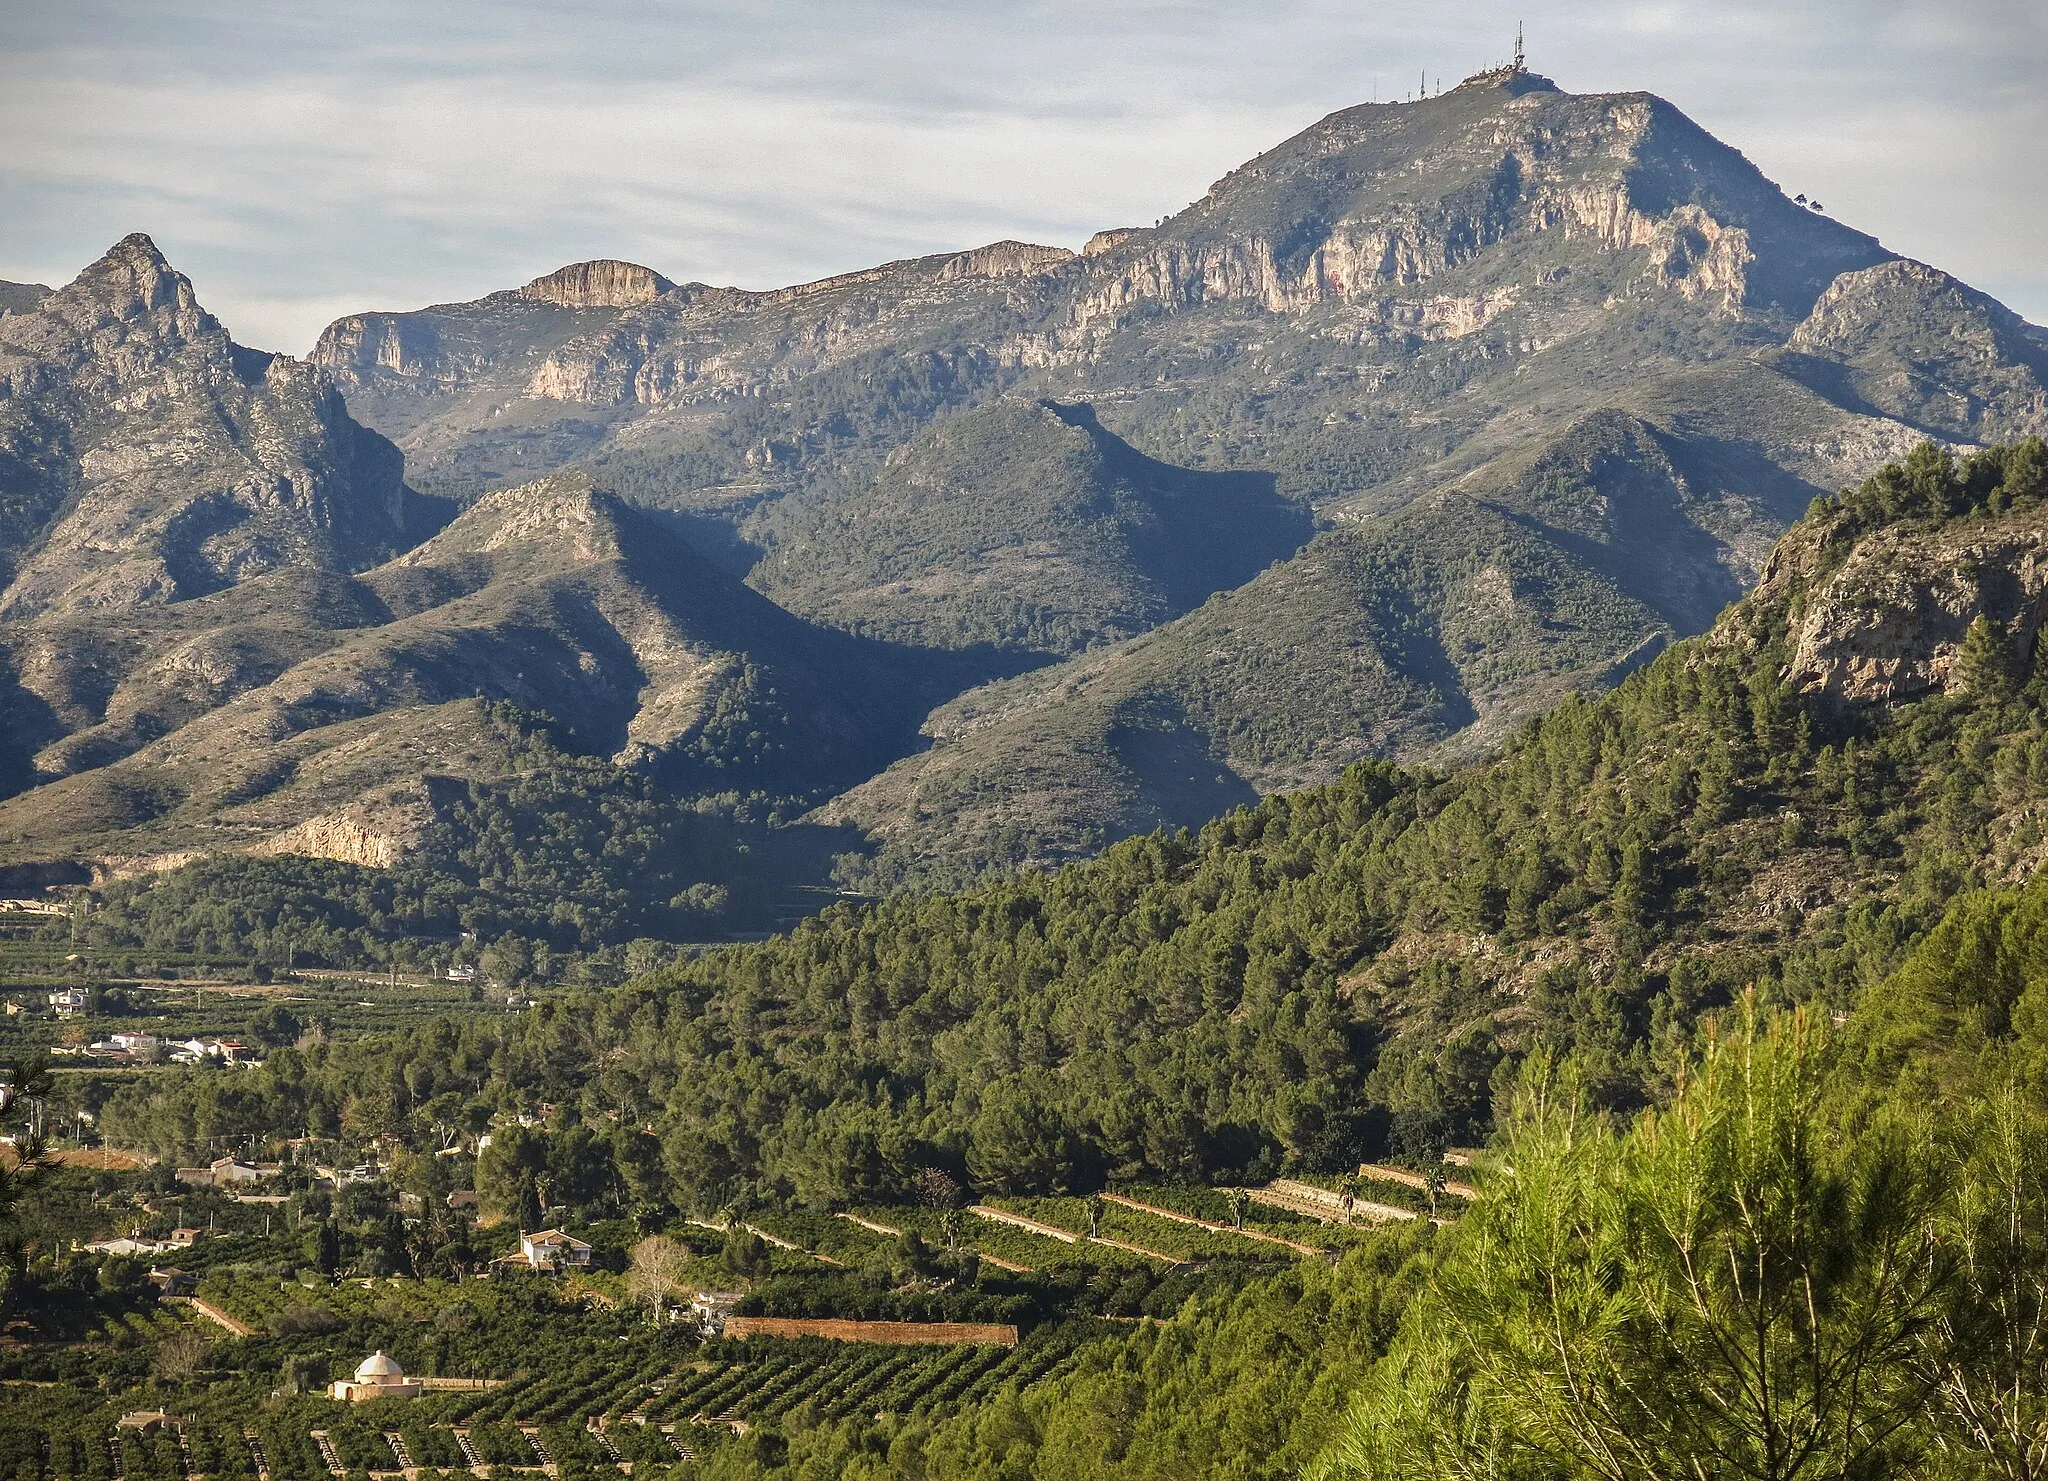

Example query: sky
[2,0,2042,354]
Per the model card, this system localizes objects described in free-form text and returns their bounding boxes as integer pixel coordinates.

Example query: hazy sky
[3,0,2042,353]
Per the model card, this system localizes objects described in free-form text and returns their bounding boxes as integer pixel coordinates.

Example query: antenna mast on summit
[1514,23,1525,72]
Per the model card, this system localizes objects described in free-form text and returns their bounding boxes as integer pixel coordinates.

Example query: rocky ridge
[0,469,949,868]
[6,72,2048,893]
[0,235,418,621]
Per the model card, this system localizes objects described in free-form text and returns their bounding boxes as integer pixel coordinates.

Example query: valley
[3,53,2048,1481]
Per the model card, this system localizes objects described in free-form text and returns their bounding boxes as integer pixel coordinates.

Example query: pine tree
[1317,1002,1953,1481]
[1955,615,2018,698]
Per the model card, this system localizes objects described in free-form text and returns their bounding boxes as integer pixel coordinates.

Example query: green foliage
[1322,1005,1952,1481]
[81,711,821,961]
[1816,438,2048,539]
[753,397,1310,658]
[743,1230,1427,1481]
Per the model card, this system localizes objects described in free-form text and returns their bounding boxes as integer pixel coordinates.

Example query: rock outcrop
[0,234,412,619]
[517,259,675,309]
[0,281,49,317]
[1767,507,2048,709]
[1787,259,2048,442]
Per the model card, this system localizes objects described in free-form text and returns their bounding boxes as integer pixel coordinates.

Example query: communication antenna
[1514,23,1525,72]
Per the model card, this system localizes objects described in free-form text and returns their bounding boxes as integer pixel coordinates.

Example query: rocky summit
[0,235,417,621]
[3,71,2046,890]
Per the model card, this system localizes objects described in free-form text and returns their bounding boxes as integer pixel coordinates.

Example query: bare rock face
[517,259,675,309]
[1787,260,2048,442]
[1083,229,1144,257]
[1766,508,2048,708]
[0,281,50,318]
[251,783,429,867]
[0,234,411,619]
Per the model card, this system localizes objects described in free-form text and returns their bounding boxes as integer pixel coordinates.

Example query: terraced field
[0,1183,1376,1481]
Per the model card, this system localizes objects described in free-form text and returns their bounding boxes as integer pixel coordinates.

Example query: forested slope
[96,439,2048,1180]
[54,439,2047,1480]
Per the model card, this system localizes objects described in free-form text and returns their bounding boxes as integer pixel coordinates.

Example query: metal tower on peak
[1514,23,1525,72]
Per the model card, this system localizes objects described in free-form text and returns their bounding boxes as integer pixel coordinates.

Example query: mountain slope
[0,235,419,619]
[820,400,1923,882]
[0,471,957,869]
[752,396,1313,655]
[294,70,2047,881]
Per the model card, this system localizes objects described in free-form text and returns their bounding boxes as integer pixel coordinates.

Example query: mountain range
[3,65,2045,905]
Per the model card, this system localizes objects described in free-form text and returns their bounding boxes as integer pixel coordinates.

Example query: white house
[47,987,87,1017]
[170,1037,259,1065]
[329,1351,423,1403]
[517,1229,593,1270]
[691,1290,746,1334]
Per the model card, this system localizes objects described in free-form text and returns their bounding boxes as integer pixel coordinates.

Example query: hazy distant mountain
[4,69,2045,893]
[300,69,2045,878]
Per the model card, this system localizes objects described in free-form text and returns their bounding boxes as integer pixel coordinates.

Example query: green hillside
[77,437,2048,1183]
[26,437,2045,1480]
[823,407,1791,885]
[752,397,1313,657]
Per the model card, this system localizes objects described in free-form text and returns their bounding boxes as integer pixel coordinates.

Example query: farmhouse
[509,1228,593,1271]
[691,1290,746,1334]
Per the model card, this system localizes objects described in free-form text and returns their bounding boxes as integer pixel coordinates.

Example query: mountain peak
[1452,67,1560,95]
[63,231,199,323]
[518,259,675,309]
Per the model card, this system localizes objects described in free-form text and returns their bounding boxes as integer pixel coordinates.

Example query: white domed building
[329,1350,424,1402]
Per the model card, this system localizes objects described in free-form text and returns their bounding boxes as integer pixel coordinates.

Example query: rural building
[512,1229,592,1271]
[329,1351,424,1402]
[691,1290,746,1334]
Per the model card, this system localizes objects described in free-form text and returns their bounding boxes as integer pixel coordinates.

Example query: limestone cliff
[518,259,675,309]
[0,234,412,619]
[1761,504,2048,710]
